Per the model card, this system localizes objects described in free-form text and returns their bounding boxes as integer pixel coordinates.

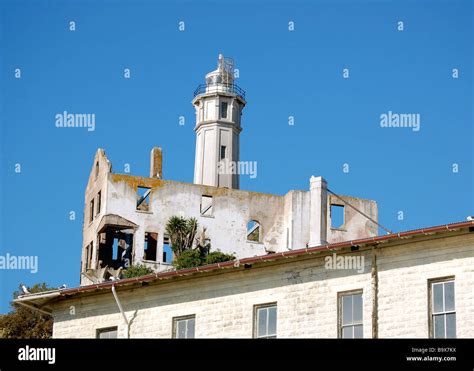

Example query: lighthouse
[192,54,246,189]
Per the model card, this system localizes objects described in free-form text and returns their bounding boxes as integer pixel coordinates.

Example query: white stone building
[14,56,474,339]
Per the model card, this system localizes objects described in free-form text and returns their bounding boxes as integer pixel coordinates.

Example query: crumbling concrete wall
[81,149,112,280]
[327,194,378,244]
[80,149,379,285]
[105,175,285,265]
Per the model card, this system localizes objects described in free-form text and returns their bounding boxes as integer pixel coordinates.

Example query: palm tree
[165,216,198,256]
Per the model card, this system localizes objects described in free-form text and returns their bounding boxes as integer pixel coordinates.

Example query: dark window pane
[221,102,228,118]
[434,314,445,338]
[267,307,277,336]
[187,319,195,339]
[446,313,456,338]
[342,326,352,339]
[258,308,267,337]
[342,295,352,325]
[353,294,363,323]
[353,325,363,338]
[433,283,444,313]
[444,282,455,312]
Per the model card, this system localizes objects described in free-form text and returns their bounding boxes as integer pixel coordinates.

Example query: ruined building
[15,56,474,339]
[80,54,377,285]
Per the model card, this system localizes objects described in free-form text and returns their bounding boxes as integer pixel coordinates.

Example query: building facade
[16,222,474,338]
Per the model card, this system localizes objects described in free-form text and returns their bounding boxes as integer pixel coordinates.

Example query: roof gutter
[16,220,474,303]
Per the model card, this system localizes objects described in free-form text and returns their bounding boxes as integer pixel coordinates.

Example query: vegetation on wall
[166,216,236,269]
[122,264,153,279]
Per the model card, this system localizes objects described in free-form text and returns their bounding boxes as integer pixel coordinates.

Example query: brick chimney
[150,147,162,179]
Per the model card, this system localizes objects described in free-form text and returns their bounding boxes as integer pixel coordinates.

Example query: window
[254,303,277,338]
[144,232,158,261]
[220,145,227,160]
[163,236,173,263]
[220,101,228,119]
[136,186,151,211]
[339,291,363,338]
[247,220,261,242]
[84,242,93,270]
[430,279,456,338]
[89,199,94,223]
[95,161,99,179]
[96,326,118,339]
[173,315,195,338]
[96,191,101,215]
[200,195,213,217]
[331,204,344,228]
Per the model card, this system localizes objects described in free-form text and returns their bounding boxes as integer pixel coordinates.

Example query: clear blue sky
[0,0,472,313]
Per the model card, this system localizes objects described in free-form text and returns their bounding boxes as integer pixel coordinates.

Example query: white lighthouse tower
[192,54,246,189]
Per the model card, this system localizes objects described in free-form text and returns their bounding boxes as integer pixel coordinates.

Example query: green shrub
[174,249,203,270]
[122,264,153,279]
[204,251,235,265]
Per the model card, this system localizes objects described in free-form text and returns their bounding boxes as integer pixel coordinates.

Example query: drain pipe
[371,247,379,339]
[111,284,130,338]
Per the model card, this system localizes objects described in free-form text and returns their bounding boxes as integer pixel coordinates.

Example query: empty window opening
[430,279,456,338]
[96,191,101,215]
[96,326,118,339]
[339,291,363,338]
[200,195,213,217]
[136,186,151,211]
[98,230,134,270]
[144,232,158,261]
[163,236,173,264]
[247,220,261,242]
[220,101,228,119]
[112,238,120,261]
[95,161,99,179]
[254,303,277,338]
[173,315,195,339]
[89,199,95,223]
[84,242,93,271]
[331,204,344,229]
[220,145,227,160]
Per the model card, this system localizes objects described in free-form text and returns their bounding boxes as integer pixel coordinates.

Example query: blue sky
[0,0,472,313]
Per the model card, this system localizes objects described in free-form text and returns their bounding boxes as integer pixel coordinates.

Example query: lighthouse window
[220,145,227,160]
[220,102,228,119]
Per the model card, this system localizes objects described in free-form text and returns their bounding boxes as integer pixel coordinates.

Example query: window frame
[338,290,363,339]
[96,190,101,215]
[96,326,118,339]
[428,277,456,338]
[89,198,95,223]
[253,302,277,339]
[200,195,213,217]
[172,315,196,339]
[220,101,228,119]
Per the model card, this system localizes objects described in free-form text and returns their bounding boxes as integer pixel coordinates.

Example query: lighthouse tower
[192,54,246,189]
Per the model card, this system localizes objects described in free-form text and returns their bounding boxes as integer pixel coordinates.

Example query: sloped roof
[14,220,474,314]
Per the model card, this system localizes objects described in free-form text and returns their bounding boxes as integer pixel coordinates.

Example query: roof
[14,220,474,314]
